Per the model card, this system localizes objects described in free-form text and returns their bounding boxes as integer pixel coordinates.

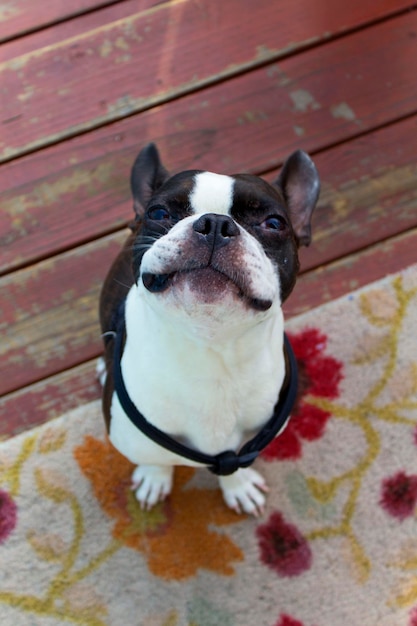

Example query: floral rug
[1,266,417,626]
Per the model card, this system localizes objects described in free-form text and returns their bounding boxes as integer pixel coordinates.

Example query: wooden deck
[1,0,417,438]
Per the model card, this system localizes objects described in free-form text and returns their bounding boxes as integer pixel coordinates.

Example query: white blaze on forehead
[190,172,235,215]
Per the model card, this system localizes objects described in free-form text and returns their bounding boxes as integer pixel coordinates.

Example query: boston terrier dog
[98,143,319,516]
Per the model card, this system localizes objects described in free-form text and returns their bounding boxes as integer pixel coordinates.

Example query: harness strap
[112,306,298,476]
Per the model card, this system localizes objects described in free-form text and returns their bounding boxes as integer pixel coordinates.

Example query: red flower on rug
[262,328,343,461]
[0,489,17,544]
[275,615,317,626]
[275,615,304,626]
[256,511,312,577]
[380,470,417,521]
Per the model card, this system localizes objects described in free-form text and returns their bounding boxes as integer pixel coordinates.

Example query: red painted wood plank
[0,361,100,439]
[1,0,161,56]
[0,231,126,396]
[0,0,121,43]
[279,114,417,273]
[285,229,417,318]
[1,0,414,161]
[1,227,416,439]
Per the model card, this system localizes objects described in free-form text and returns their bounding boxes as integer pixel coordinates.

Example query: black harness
[112,304,298,476]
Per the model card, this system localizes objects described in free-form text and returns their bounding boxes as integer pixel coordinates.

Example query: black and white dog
[99,143,319,516]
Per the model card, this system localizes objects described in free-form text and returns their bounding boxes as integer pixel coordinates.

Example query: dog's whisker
[131,237,160,258]
[123,235,161,253]
[133,245,153,256]
[112,278,131,289]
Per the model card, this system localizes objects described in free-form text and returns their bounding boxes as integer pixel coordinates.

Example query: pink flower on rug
[380,471,417,521]
[262,328,343,461]
[256,511,312,577]
[409,605,417,626]
[0,489,17,544]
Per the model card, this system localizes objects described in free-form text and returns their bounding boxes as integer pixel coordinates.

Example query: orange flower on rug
[74,436,244,580]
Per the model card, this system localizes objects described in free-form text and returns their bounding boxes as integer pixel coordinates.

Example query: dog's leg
[131,465,174,510]
[218,468,269,517]
[96,357,107,387]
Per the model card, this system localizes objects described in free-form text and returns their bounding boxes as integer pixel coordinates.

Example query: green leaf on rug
[285,470,337,521]
[187,596,234,626]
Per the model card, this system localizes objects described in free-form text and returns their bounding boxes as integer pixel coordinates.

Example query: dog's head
[129,143,319,327]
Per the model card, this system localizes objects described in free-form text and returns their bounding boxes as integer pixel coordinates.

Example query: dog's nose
[192,213,240,248]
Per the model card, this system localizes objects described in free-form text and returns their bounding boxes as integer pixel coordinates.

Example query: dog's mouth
[142,272,173,293]
[141,268,272,312]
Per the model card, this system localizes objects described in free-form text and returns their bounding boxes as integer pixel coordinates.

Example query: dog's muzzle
[141,213,274,311]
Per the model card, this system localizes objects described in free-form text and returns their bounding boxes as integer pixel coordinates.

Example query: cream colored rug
[1,267,417,626]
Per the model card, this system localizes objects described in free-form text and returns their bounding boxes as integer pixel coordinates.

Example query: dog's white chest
[109,286,285,466]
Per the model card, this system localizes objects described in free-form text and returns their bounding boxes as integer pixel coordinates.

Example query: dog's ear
[274,150,320,247]
[130,143,170,217]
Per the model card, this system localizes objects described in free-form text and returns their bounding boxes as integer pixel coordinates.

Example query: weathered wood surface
[292,115,417,271]
[287,228,417,317]
[0,0,121,43]
[3,102,417,397]
[1,0,414,162]
[1,0,165,58]
[3,11,417,274]
[0,232,126,396]
[2,1,417,437]
[0,361,100,439]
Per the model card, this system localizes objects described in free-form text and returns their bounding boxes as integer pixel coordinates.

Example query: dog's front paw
[219,467,269,517]
[131,465,173,510]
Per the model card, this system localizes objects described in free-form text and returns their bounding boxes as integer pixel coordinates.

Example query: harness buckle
[210,450,259,476]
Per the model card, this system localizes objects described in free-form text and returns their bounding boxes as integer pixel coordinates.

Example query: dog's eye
[260,215,287,231]
[147,206,171,221]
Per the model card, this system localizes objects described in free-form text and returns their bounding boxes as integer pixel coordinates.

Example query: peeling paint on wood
[0,155,131,269]
[0,0,159,44]
[0,3,21,22]
[2,161,115,216]
[2,0,414,162]
[290,89,321,112]
[0,360,100,438]
[301,162,417,271]
[0,231,127,395]
[331,102,357,121]
[288,229,417,317]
